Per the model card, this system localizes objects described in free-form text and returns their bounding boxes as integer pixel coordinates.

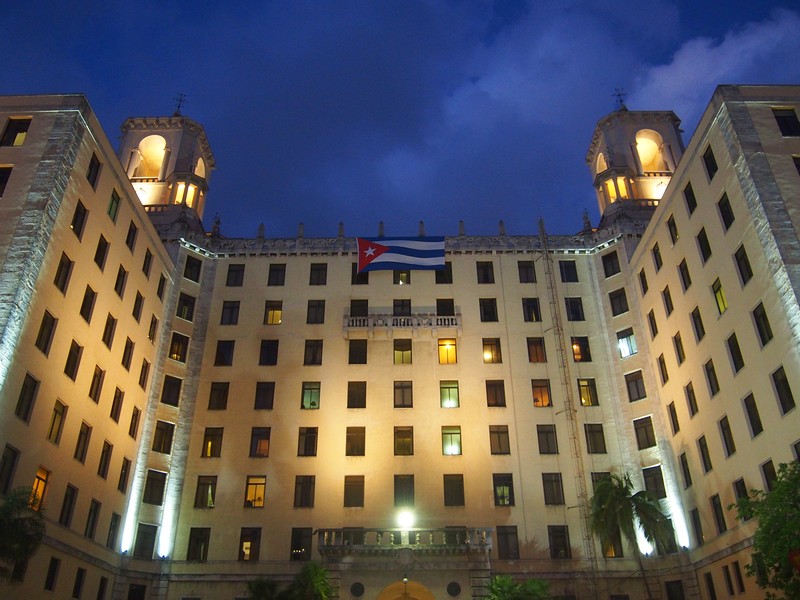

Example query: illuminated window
[483,338,502,363]
[489,425,510,455]
[441,426,462,455]
[493,474,514,506]
[239,528,261,561]
[301,382,320,409]
[393,270,410,285]
[522,297,541,321]
[264,300,282,324]
[440,380,460,408]
[245,476,266,508]
[177,293,195,321]
[250,427,271,457]
[532,379,551,407]
[152,421,174,454]
[527,337,546,362]
[169,333,188,362]
[393,339,411,364]
[201,428,223,458]
[578,378,598,406]
[617,328,637,358]
[571,336,591,362]
[0,117,31,146]
[30,466,48,510]
[194,476,217,509]
[438,339,457,364]
[486,380,506,407]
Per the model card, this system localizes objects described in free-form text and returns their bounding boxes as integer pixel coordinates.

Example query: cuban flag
[357,237,446,272]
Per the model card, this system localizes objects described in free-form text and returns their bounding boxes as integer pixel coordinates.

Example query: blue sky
[3,1,800,238]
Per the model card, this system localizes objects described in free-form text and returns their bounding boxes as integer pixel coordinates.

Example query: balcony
[317,527,492,557]
[343,312,462,336]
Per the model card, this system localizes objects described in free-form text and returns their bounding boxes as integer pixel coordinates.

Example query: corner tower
[118,114,215,219]
[587,107,683,227]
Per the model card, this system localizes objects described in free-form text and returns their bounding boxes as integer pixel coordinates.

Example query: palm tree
[486,574,550,600]
[246,577,281,600]
[589,473,674,600]
[283,562,333,600]
[0,487,46,582]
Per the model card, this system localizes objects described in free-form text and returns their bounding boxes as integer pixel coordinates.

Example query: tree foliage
[246,577,281,600]
[485,574,550,600]
[732,461,800,600]
[0,487,45,582]
[248,563,333,600]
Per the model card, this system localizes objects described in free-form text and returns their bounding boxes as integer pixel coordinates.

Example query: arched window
[636,129,669,173]
[596,152,608,174]
[194,157,206,179]
[132,135,167,179]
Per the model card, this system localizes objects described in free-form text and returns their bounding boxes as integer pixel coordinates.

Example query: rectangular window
[201,427,223,457]
[537,424,558,454]
[435,261,453,284]
[493,473,515,506]
[442,474,465,507]
[694,229,712,265]
[220,300,240,325]
[186,527,210,561]
[634,416,656,449]
[44,557,60,591]
[719,415,736,457]
[259,339,279,365]
[79,286,97,323]
[691,306,706,341]
[691,508,704,547]
[436,298,455,316]
[521,297,541,322]
[168,333,187,363]
[106,513,120,550]
[245,475,266,508]
[483,338,502,364]
[267,263,286,286]
[678,259,692,290]
[617,327,637,358]
[542,473,565,505]
[393,339,411,364]
[609,288,628,316]
[667,401,680,435]
[176,293,195,322]
[726,333,745,373]
[345,427,365,456]
[680,452,692,488]
[684,181,697,214]
[489,425,510,455]
[394,299,410,317]
[662,286,673,316]
[772,366,796,414]
[157,274,166,299]
[207,382,229,410]
[393,270,411,285]
[125,222,138,252]
[548,525,571,559]
[479,298,498,322]
[652,244,663,271]
[1,117,31,146]
[254,381,275,410]
[585,423,607,453]
[762,459,778,491]
[476,261,495,283]
[54,252,74,293]
[142,470,166,505]
[667,215,679,243]
[698,435,713,473]
[70,201,88,240]
[518,260,536,282]
[559,260,578,282]
[438,339,457,364]
[193,476,217,509]
[250,427,271,457]
[773,107,800,136]
[532,379,552,407]
[394,426,414,456]
[142,249,153,278]
[303,339,323,365]
[261,300,283,325]
[0,167,11,196]
[732,246,754,288]
[711,494,727,534]
[306,299,325,324]
[578,378,598,406]
[239,527,262,561]
[639,268,649,294]
[657,353,669,384]
[344,476,365,508]
[602,251,621,277]
[351,263,369,285]
[496,525,519,559]
[97,442,113,480]
[138,358,150,389]
[152,421,174,454]
[442,426,462,455]
[309,263,327,285]
[673,332,685,364]
[101,314,117,349]
[643,465,666,499]
[35,310,57,355]
[297,427,318,456]
[337,381,366,412]
[118,458,131,493]
[94,235,109,270]
[527,337,546,362]
[290,527,312,561]
[752,302,774,346]
[301,381,321,409]
[718,193,735,231]
[112,266,127,299]
[161,375,181,407]
[564,297,585,321]
[569,337,592,364]
[686,381,698,416]
[47,400,67,445]
[183,255,202,282]
[440,380,460,408]
[394,475,414,507]
[486,380,506,407]
[703,146,718,180]
[625,371,646,402]
[226,264,244,286]
[394,381,413,408]
[74,422,91,463]
[214,340,235,366]
[705,360,720,396]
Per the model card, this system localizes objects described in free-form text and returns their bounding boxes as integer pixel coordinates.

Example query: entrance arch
[376,579,436,600]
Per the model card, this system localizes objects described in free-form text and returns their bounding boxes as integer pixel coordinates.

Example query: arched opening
[133,135,167,179]
[635,129,669,173]
[595,152,608,174]
[376,579,436,600]
[194,157,206,179]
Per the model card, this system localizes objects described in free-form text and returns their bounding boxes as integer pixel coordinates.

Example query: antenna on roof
[612,88,628,110]
[173,93,187,116]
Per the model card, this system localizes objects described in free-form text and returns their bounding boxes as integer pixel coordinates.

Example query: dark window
[152,421,174,454]
[309,263,327,285]
[214,340,235,366]
[1,117,31,146]
[571,336,591,362]
[394,381,413,408]
[698,435,713,473]
[88,365,105,402]
[443,474,465,507]
[727,333,745,373]
[489,425,510,455]
[679,452,692,488]
[97,442,112,480]
[0,445,20,494]
[483,338,502,364]
[718,193,735,231]
[301,382,321,409]
[346,427,365,456]
[220,301,240,325]
[626,371,646,401]
[303,339,323,365]
[527,337,546,362]
[0,167,11,196]
[393,299,411,316]
[559,260,578,282]
[647,310,658,338]
[118,458,131,492]
[772,366,796,414]
[161,375,182,406]
[64,340,83,380]
[94,235,109,269]
[435,262,453,284]
[667,215,679,243]
[773,108,800,136]
[643,465,666,499]
[752,302,774,346]
[634,416,656,449]
[290,527,312,561]
[667,402,680,435]
[518,260,536,282]
[496,525,519,559]
[565,297,584,321]
[142,249,153,277]
[226,264,245,286]
[113,266,127,298]
[486,380,506,407]
[70,201,88,239]
[142,470,166,505]
[344,476,364,508]
[183,255,202,282]
[762,459,778,491]
[208,382,229,410]
[691,307,706,341]
[476,261,494,283]
[734,245,753,285]
[639,269,649,294]
[548,525,571,559]
[542,473,565,505]
[106,513,120,550]
[54,252,73,293]
[351,263,369,285]
[79,286,97,323]
[187,528,210,561]
[493,473,514,506]
[394,475,414,507]
[705,360,720,396]
[522,297,541,321]
[250,427,271,457]
[703,146,718,180]
[690,508,704,547]
[260,340,279,365]
[704,573,718,600]
[662,286,674,315]
[436,298,455,316]
[479,298,498,322]
[684,182,697,214]
[297,427,318,456]
[201,428,223,457]
[394,426,414,456]
[719,415,736,457]
[678,260,692,290]
[132,292,144,323]
[254,381,275,409]
[306,299,325,324]
[169,333,188,363]
[686,382,698,416]
[673,333,685,364]
[697,228,712,263]
[267,263,286,286]
[537,424,558,454]
[710,494,727,534]
[657,354,669,384]
[609,288,628,316]
[125,222,138,251]
[44,557,60,591]
[602,251,621,277]
[176,293,195,321]
[128,407,141,440]
[347,381,367,408]
[585,424,606,453]
[35,310,57,355]
[652,244,663,271]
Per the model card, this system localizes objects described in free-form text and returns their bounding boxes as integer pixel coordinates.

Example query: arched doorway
[375,579,436,600]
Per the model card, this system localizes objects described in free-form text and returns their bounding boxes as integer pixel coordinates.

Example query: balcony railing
[344,312,461,331]
[317,527,492,556]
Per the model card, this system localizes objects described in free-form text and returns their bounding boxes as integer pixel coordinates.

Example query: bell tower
[118,112,215,220]
[586,103,684,226]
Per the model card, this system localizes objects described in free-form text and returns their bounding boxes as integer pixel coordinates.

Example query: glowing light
[397,510,415,529]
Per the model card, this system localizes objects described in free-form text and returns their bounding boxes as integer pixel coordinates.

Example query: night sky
[3,1,800,239]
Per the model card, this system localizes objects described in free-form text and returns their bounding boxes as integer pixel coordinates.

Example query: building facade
[0,86,798,600]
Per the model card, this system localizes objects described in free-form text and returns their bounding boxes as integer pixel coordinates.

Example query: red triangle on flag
[357,238,389,272]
